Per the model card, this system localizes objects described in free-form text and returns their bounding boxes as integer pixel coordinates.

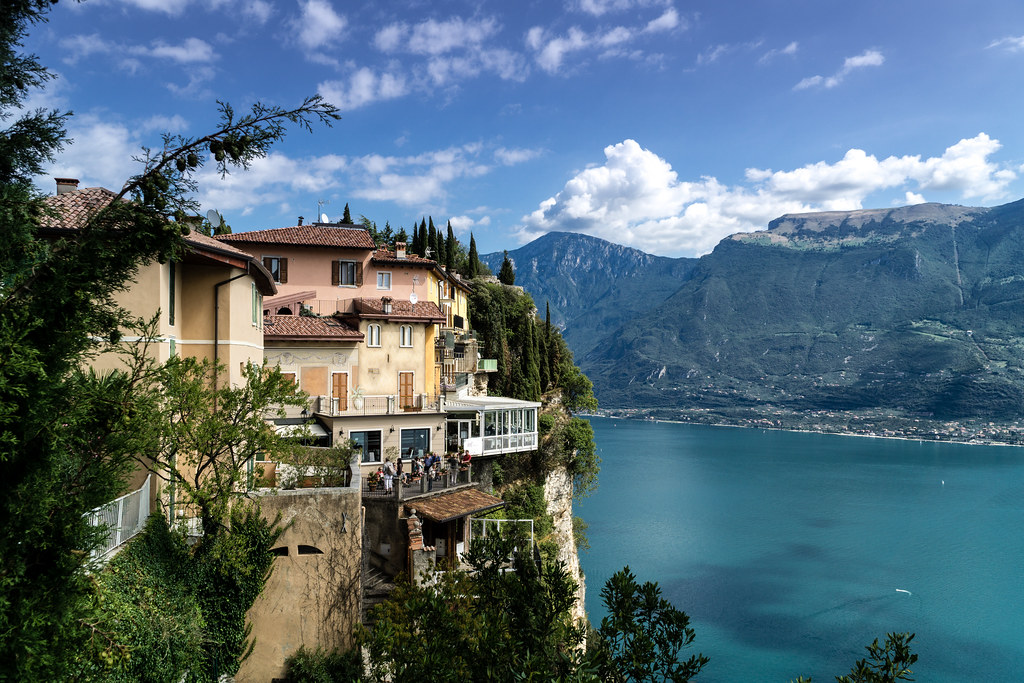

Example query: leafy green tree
[361,535,586,682]
[0,3,339,677]
[835,632,918,683]
[149,357,307,537]
[594,566,708,683]
[499,249,516,285]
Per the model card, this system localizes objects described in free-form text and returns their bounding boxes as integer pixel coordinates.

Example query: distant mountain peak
[728,201,988,249]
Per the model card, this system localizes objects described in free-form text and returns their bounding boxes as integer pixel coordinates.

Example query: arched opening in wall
[271,546,289,556]
[276,306,293,315]
[297,545,323,555]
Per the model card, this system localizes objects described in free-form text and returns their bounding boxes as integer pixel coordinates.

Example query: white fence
[86,474,151,562]
[469,518,535,550]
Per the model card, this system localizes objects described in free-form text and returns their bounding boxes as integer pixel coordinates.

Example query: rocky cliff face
[544,466,586,625]
[482,232,696,359]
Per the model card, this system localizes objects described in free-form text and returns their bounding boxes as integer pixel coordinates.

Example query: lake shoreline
[590,408,1024,448]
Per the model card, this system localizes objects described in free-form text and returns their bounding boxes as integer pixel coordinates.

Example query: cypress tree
[467,233,479,278]
[418,218,428,256]
[446,222,457,272]
[342,202,352,223]
[498,250,515,286]
[435,225,445,264]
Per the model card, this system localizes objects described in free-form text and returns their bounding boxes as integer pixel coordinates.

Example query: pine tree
[499,250,516,286]
[342,202,352,223]
[428,220,437,259]
[467,233,480,278]
[446,222,457,272]
[436,226,446,266]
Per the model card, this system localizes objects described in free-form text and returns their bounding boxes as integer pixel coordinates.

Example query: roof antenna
[317,198,330,224]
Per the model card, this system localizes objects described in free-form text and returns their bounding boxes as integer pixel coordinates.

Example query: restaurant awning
[405,488,504,524]
[275,422,329,438]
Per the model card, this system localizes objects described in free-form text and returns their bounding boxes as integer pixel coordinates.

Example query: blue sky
[24,0,1024,257]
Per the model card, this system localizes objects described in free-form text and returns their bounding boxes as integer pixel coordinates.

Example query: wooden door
[399,372,414,408]
[332,372,347,412]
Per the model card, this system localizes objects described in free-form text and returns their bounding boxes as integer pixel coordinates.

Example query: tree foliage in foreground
[0,2,339,678]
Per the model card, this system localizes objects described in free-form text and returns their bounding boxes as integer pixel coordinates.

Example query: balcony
[314,392,443,417]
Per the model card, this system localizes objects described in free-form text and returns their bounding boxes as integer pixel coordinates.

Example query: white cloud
[796,49,884,90]
[318,68,408,111]
[517,134,1016,257]
[60,34,114,64]
[41,115,148,192]
[760,41,798,64]
[645,8,681,33]
[904,191,926,204]
[291,0,346,52]
[526,6,681,74]
[375,17,500,56]
[578,0,639,16]
[133,37,217,64]
[494,147,543,165]
[988,35,1024,52]
[241,0,273,24]
[117,0,192,15]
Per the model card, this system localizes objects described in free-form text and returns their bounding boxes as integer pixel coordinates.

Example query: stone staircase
[361,565,395,627]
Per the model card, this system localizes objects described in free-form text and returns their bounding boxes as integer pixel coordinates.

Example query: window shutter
[279,258,288,283]
[332,260,340,286]
[263,256,272,271]
[355,262,363,287]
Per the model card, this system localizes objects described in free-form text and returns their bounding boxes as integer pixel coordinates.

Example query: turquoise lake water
[577,416,1024,682]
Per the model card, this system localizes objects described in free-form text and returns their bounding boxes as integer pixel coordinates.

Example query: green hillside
[585,200,1024,419]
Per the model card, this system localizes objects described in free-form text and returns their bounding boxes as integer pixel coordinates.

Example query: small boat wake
[895,588,912,596]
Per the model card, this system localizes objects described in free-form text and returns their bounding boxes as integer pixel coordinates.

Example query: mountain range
[483,200,1024,421]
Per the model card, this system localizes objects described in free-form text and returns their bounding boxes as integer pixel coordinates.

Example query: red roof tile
[354,298,446,322]
[263,315,363,341]
[371,248,438,267]
[405,488,504,524]
[216,225,376,249]
[40,188,257,259]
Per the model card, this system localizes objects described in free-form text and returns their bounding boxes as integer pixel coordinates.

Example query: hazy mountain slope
[481,232,697,358]
[583,200,1024,419]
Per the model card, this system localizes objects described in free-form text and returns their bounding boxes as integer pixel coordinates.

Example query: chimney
[297,216,304,226]
[396,241,407,259]
[55,178,79,195]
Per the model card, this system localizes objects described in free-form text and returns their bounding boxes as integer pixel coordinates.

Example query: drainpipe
[213,271,249,393]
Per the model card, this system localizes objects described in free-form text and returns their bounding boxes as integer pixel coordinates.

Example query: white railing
[86,474,151,562]
[469,518,536,556]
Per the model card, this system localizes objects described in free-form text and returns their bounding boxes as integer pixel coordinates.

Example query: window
[168,260,175,326]
[400,428,430,459]
[367,324,381,347]
[263,256,288,284]
[332,260,361,287]
[400,324,413,347]
[377,271,392,290]
[251,283,262,327]
[350,430,382,463]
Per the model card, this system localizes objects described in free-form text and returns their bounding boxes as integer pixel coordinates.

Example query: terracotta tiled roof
[39,188,256,260]
[215,225,376,249]
[405,488,505,524]
[39,186,117,228]
[354,297,446,322]
[371,248,438,267]
[263,315,363,340]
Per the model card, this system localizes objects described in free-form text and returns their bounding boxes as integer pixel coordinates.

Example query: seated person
[460,450,472,469]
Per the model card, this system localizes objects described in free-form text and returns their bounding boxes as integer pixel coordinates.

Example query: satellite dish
[409,292,418,304]
[206,209,222,228]
[320,213,329,223]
